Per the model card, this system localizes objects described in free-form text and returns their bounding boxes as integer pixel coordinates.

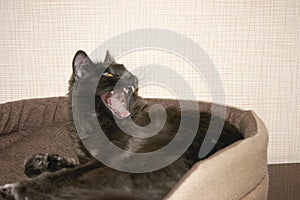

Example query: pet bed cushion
[0,97,268,199]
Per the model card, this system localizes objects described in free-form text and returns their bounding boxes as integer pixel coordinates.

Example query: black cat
[0,51,243,200]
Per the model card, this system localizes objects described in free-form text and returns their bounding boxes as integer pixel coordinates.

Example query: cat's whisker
[137,77,145,82]
[134,71,145,79]
[134,65,152,79]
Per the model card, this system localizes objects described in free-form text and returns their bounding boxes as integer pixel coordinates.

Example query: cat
[0,50,243,200]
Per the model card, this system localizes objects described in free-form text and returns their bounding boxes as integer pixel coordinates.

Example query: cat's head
[71,50,138,119]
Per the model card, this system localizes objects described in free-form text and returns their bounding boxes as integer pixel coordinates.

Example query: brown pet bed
[0,97,269,199]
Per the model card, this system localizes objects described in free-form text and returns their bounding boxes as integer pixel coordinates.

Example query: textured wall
[0,0,299,164]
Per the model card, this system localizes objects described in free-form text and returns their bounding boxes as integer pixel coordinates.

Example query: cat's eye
[103,72,114,77]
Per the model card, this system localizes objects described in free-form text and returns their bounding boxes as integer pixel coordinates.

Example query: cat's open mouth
[101,87,134,118]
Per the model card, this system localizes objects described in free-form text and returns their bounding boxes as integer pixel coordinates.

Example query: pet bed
[0,97,269,199]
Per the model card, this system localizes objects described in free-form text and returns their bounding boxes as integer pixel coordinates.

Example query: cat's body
[0,51,243,200]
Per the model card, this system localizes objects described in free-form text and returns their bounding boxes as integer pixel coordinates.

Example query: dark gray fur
[0,51,243,200]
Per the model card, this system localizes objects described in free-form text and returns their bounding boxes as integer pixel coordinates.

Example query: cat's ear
[72,50,93,80]
[104,50,117,65]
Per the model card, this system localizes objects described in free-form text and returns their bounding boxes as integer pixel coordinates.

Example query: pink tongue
[110,93,130,117]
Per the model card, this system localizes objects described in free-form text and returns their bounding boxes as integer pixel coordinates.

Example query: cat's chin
[101,86,135,119]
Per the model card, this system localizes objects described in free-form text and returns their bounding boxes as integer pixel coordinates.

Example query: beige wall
[0,0,299,164]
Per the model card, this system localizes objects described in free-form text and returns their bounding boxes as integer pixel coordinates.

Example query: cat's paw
[24,153,79,177]
[0,183,19,200]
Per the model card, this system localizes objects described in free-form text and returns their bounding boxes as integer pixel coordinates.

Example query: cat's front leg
[24,153,79,177]
[1,160,102,200]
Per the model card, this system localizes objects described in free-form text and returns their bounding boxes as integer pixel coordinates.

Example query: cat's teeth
[123,88,129,94]
[130,86,135,92]
[110,91,114,94]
